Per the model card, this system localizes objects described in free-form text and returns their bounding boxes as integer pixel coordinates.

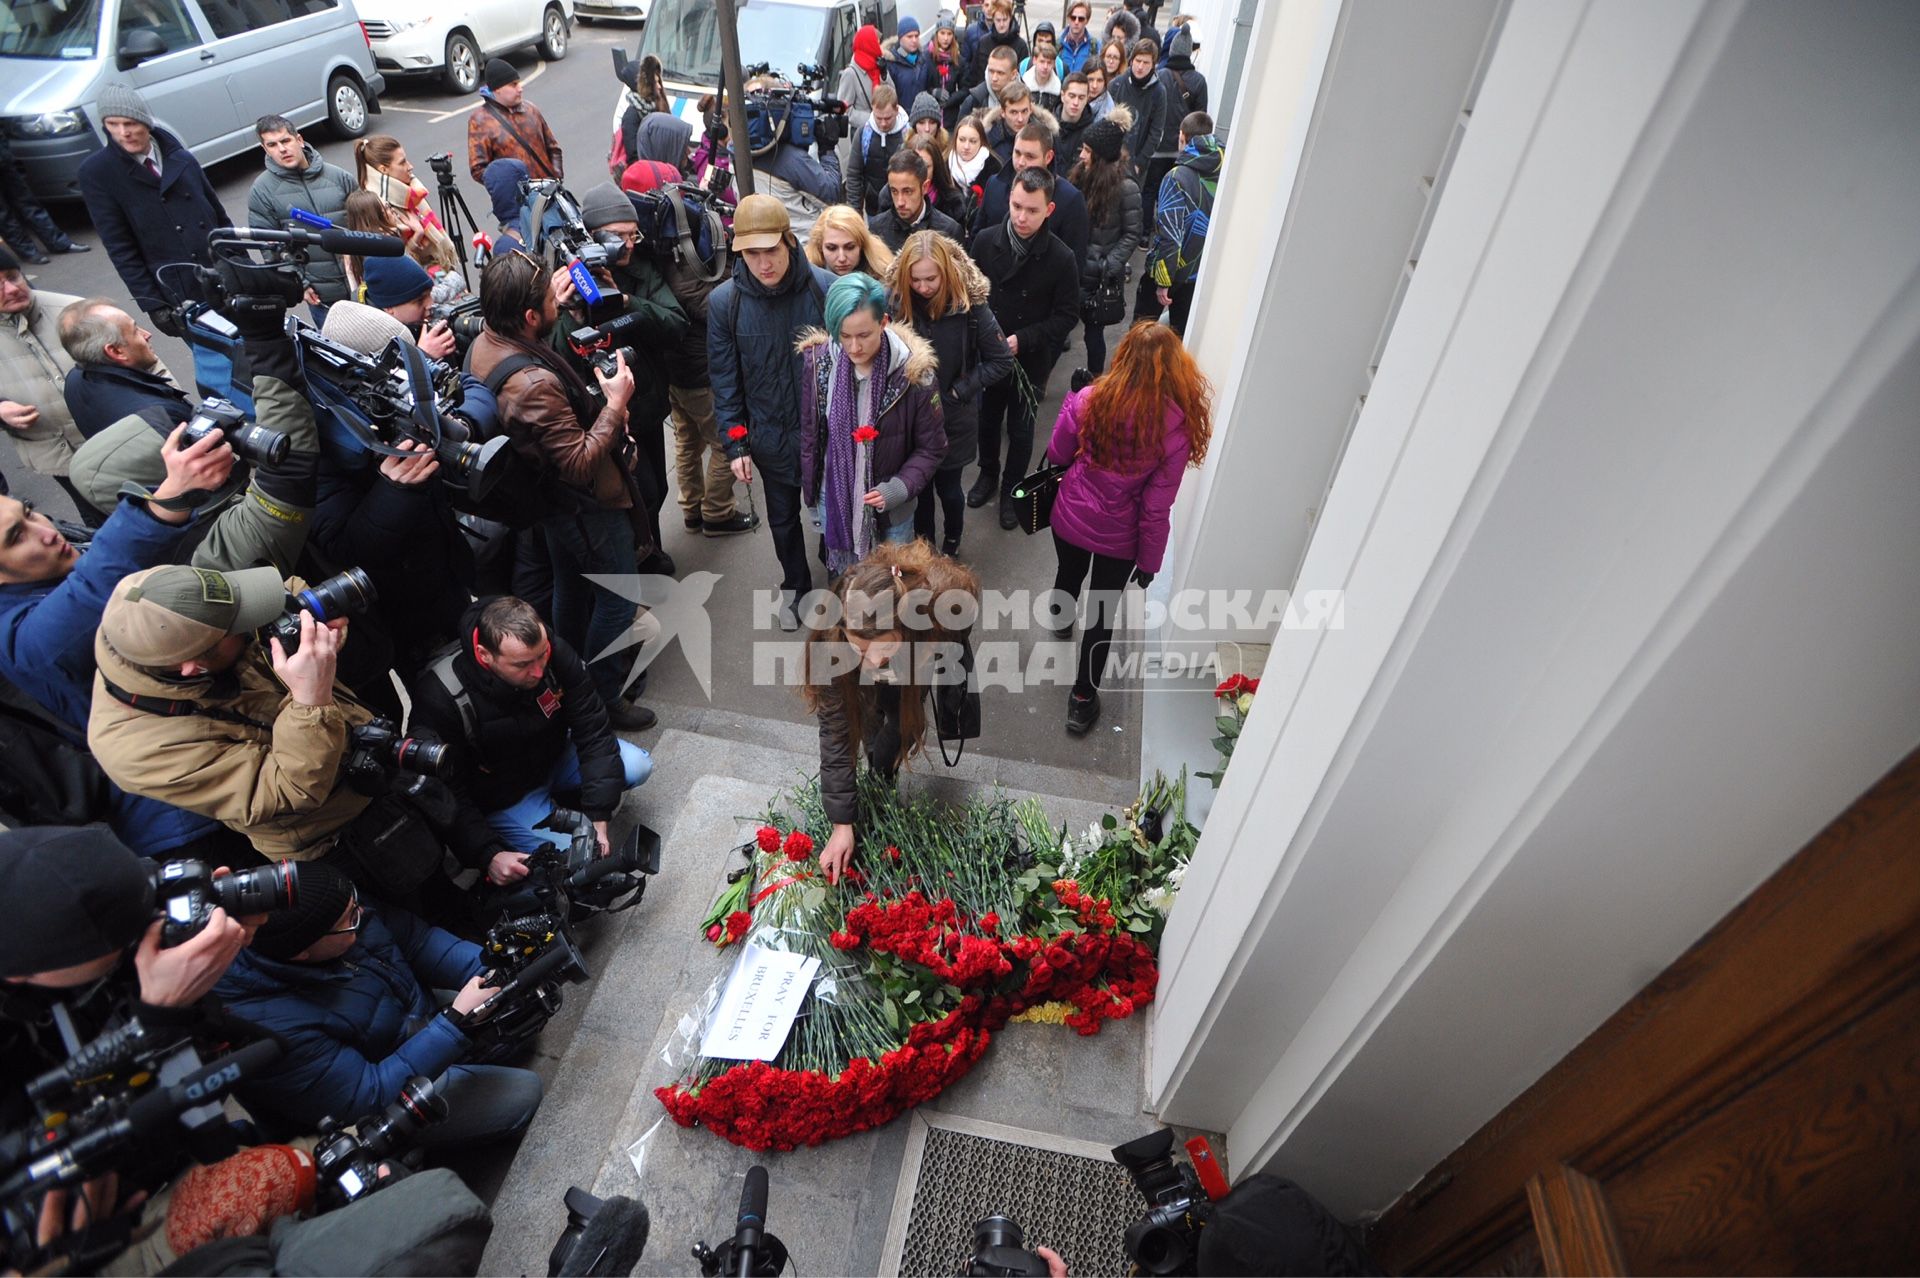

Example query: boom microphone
[216,225,408,257]
[734,1166,767,1278]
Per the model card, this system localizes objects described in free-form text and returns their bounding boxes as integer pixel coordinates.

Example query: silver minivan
[0,0,387,202]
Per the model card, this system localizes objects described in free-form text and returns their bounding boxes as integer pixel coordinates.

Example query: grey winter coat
[710,247,836,487]
[246,144,359,302]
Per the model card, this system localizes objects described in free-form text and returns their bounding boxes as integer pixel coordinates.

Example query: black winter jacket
[62,363,192,439]
[76,130,231,315]
[978,173,1090,273]
[408,600,626,839]
[1157,29,1210,153]
[1054,110,1095,177]
[971,223,1080,376]
[1081,175,1142,290]
[867,202,963,254]
[892,271,1013,471]
[1107,72,1168,180]
[710,248,835,487]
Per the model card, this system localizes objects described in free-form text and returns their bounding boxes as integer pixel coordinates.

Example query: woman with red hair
[1044,323,1213,733]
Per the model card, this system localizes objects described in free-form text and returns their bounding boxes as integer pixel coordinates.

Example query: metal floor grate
[889,1118,1141,1276]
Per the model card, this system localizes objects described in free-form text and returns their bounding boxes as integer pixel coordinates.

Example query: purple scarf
[821,335,894,575]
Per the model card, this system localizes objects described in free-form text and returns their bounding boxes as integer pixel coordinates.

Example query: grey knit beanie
[96,82,155,128]
[321,300,415,354]
[577,182,637,231]
[909,92,943,129]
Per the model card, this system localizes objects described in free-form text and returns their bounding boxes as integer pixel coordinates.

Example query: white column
[1150,0,1920,1216]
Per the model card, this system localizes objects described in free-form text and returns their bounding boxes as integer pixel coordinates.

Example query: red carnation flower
[829,930,860,950]
[886,844,902,861]
[1215,673,1250,698]
[727,424,749,442]
[852,424,879,444]
[978,912,1000,933]
[783,830,815,859]
[725,910,751,942]
[755,826,781,853]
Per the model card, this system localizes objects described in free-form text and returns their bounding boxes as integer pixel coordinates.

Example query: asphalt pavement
[3,13,1141,784]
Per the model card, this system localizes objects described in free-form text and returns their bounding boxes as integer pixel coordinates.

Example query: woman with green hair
[798,272,948,577]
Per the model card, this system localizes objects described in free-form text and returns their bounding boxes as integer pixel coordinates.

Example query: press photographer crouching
[410,596,651,888]
[468,250,658,731]
[211,861,543,1151]
[86,563,501,911]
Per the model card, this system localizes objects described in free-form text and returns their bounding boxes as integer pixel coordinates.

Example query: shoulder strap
[100,677,273,731]
[485,100,557,179]
[426,645,481,754]
[480,350,543,398]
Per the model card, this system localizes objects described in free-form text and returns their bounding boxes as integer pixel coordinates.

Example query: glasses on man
[325,893,366,937]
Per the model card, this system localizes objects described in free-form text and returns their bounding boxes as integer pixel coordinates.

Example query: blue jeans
[544,509,639,706]
[417,1065,543,1149]
[880,515,915,545]
[484,740,652,852]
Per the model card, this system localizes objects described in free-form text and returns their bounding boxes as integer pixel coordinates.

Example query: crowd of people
[0,2,1224,1269]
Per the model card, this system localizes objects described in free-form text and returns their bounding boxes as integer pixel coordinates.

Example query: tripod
[431,157,486,276]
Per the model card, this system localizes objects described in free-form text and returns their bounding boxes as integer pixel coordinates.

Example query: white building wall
[1149,0,1920,1216]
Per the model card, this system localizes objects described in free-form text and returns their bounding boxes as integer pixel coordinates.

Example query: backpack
[628,184,730,285]
[463,350,607,529]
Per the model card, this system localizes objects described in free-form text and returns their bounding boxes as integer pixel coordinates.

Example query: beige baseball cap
[100,565,288,667]
[730,193,792,252]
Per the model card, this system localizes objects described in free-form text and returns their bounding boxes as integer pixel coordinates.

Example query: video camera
[186,215,406,322]
[469,903,591,1055]
[313,1075,447,1210]
[526,179,630,323]
[344,716,451,797]
[148,858,299,948]
[0,1037,280,1270]
[566,312,650,382]
[739,61,849,156]
[296,325,513,501]
[1111,1129,1227,1275]
[514,807,660,918]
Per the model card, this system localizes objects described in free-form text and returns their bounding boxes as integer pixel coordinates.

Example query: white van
[0,0,387,202]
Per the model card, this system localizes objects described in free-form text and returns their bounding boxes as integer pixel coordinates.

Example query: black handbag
[1008,461,1071,535]
[1081,277,1127,326]
[931,636,982,766]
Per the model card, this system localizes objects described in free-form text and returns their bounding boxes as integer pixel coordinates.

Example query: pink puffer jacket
[1044,386,1191,573]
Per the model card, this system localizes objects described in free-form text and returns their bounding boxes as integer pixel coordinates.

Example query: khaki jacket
[88,590,376,861]
[0,290,86,476]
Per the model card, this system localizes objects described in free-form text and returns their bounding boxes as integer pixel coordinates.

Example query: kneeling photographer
[86,563,500,911]
[212,861,542,1149]
[409,596,651,887]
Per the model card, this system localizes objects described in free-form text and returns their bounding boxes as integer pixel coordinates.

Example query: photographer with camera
[362,254,462,362]
[86,563,497,909]
[212,859,542,1147]
[410,596,651,885]
[468,249,657,731]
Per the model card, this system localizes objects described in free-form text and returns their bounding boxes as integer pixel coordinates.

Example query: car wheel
[537,4,569,60]
[443,31,481,94]
[327,74,369,139]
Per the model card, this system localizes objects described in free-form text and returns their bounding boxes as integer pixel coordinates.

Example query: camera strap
[99,677,273,731]
[484,102,559,179]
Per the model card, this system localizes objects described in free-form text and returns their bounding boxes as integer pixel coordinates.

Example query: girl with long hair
[1085,63,1114,119]
[805,205,896,279]
[1100,38,1129,81]
[1046,322,1214,733]
[947,115,1003,242]
[888,230,1013,555]
[339,190,401,298]
[1069,117,1141,375]
[905,132,967,227]
[353,135,460,277]
[797,272,947,576]
[803,540,981,882]
[611,53,672,178]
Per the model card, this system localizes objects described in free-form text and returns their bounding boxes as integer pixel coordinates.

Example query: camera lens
[296,567,376,622]
[212,862,298,917]
[438,435,511,500]
[974,1215,1024,1253]
[393,736,449,777]
[227,420,291,467]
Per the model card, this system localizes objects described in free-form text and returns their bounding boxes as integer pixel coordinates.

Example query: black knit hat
[485,58,521,92]
[1083,118,1126,163]
[0,244,20,275]
[251,861,355,961]
[0,827,155,978]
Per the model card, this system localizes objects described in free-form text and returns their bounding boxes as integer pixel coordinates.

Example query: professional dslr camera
[179,395,291,467]
[147,858,300,947]
[1112,1129,1227,1275]
[428,295,487,349]
[262,566,376,657]
[739,61,850,156]
[313,1075,446,1210]
[964,1215,1050,1277]
[296,325,513,501]
[343,716,451,797]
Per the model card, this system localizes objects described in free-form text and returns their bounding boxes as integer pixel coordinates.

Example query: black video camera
[313,1075,446,1210]
[964,1215,1051,1276]
[519,807,659,917]
[263,566,375,657]
[297,325,513,501]
[469,905,591,1054]
[180,395,291,467]
[1113,1130,1211,1275]
[344,716,450,796]
[526,180,631,319]
[148,858,299,948]
[428,150,456,183]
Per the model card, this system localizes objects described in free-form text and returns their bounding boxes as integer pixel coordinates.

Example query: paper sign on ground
[698,943,821,1061]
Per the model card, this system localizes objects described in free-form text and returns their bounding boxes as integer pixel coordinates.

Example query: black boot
[998,493,1018,531]
[1066,688,1101,735]
[966,470,1000,509]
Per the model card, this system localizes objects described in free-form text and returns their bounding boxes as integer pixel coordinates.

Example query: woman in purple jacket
[799,272,948,578]
[1046,322,1214,733]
